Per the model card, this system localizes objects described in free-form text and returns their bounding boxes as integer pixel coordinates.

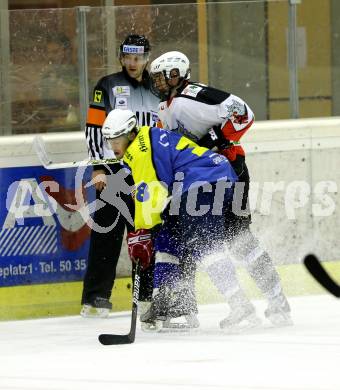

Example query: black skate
[139,287,170,332]
[162,313,200,330]
[265,293,293,327]
[80,297,112,318]
[140,285,199,332]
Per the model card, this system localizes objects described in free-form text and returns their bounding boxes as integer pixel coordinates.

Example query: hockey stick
[304,254,340,298]
[98,260,141,345]
[33,136,120,169]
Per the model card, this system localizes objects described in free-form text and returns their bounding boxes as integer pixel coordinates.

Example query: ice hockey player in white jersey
[150,51,292,328]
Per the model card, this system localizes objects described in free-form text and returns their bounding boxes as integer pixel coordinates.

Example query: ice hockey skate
[220,302,261,332]
[264,292,293,327]
[140,285,200,332]
[220,290,261,332]
[80,297,112,318]
[162,312,200,330]
[138,301,161,332]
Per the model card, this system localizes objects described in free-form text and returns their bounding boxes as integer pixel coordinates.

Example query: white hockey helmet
[150,51,191,80]
[102,109,137,139]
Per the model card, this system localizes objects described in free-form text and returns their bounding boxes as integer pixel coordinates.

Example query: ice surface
[1,295,340,390]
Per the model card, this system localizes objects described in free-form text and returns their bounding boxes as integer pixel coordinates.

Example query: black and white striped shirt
[85,69,159,160]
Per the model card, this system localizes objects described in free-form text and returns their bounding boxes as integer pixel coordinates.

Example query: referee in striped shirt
[81,34,159,318]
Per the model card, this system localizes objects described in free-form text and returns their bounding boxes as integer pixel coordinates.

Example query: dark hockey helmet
[119,34,150,58]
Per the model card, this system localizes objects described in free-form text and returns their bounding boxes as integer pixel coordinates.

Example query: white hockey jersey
[157,82,254,159]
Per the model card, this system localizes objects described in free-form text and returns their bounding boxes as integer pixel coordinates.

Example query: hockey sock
[153,251,181,292]
[246,251,283,300]
[203,252,241,299]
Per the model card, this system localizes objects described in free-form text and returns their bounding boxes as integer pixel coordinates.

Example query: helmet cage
[150,70,171,100]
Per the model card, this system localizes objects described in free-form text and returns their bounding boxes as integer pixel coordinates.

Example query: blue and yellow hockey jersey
[123,126,237,229]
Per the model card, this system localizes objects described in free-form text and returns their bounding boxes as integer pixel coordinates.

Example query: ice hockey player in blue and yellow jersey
[101,109,262,332]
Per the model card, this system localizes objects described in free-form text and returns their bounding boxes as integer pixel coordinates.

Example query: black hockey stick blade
[98,332,134,345]
[304,254,340,298]
[98,261,141,345]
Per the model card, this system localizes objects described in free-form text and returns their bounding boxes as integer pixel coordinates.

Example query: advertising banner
[0,165,94,287]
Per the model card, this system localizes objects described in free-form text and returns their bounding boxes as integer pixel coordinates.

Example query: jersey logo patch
[225,99,249,125]
[210,153,226,165]
[122,45,145,54]
[182,84,203,98]
[174,120,199,142]
[94,90,103,103]
[159,132,169,147]
[113,86,130,97]
[151,111,159,123]
[115,97,128,109]
[138,133,148,152]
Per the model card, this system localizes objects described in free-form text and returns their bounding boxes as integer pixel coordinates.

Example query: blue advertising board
[0,165,94,287]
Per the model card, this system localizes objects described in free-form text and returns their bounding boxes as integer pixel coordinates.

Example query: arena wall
[1,117,339,319]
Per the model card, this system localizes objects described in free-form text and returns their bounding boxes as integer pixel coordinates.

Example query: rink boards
[1,262,340,320]
[0,117,340,319]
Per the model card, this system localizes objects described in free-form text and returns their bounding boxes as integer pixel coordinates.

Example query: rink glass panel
[1,0,340,135]
[3,8,80,135]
